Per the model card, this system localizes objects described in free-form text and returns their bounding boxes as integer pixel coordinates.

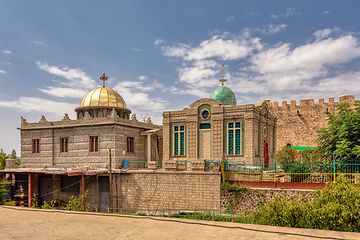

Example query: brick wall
[118,171,221,211]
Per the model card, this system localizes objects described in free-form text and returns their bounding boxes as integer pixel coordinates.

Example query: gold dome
[80,87,127,108]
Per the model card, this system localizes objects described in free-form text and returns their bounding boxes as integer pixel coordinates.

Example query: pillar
[147,133,152,162]
[28,174,33,207]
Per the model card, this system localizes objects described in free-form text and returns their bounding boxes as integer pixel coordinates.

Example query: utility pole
[109,148,112,213]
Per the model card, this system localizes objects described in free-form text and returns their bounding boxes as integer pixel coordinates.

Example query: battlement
[264,94,356,110]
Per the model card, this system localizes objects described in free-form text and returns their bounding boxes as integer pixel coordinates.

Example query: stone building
[163,74,277,165]
[2,70,276,212]
[3,73,163,211]
[265,94,357,150]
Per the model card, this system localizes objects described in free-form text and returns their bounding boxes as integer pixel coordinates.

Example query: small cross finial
[220,64,226,86]
[221,64,225,78]
[100,72,108,87]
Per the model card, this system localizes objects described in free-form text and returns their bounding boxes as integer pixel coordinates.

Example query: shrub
[253,176,360,232]
[41,200,57,209]
[66,190,90,212]
[0,180,9,204]
[4,200,16,206]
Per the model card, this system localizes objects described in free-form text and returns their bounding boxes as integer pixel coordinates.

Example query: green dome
[210,86,237,105]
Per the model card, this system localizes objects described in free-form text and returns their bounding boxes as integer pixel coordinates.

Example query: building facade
[163,76,277,165]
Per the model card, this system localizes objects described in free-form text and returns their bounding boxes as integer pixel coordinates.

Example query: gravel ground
[0,206,359,240]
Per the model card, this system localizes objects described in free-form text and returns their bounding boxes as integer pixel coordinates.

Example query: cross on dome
[100,72,108,87]
[220,64,226,86]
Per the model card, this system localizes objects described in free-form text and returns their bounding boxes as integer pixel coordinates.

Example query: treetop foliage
[316,102,360,162]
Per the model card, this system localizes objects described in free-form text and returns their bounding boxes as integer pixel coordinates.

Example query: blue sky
[0,1,360,154]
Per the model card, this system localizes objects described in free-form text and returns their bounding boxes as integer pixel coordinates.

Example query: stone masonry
[118,171,221,211]
[265,94,357,150]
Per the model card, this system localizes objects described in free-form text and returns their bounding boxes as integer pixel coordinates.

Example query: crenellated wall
[265,95,357,150]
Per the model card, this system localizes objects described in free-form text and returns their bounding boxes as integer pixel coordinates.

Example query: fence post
[333,159,336,183]
[274,161,277,188]
[221,161,226,183]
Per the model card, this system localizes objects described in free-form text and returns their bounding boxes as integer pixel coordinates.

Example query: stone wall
[118,171,221,211]
[266,95,357,150]
[221,188,315,212]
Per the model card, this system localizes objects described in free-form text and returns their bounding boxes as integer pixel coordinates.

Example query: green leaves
[65,190,90,212]
[317,101,360,162]
[253,177,360,232]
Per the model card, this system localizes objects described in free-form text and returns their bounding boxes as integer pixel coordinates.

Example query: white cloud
[256,24,287,35]
[314,28,332,41]
[0,97,77,119]
[133,48,146,52]
[154,39,166,46]
[271,7,296,19]
[33,41,44,45]
[113,82,168,124]
[227,15,235,22]
[251,35,360,75]
[161,34,259,61]
[139,75,147,80]
[0,70,6,74]
[322,10,329,15]
[178,60,219,88]
[267,24,287,34]
[36,62,96,89]
[38,87,87,98]
[3,50,11,54]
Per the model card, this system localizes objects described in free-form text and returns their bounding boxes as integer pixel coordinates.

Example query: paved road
[0,206,359,240]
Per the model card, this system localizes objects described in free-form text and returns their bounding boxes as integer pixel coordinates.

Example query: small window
[89,135,99,152]
[60,137,69,153]
[32,139,40,154]
[200,109,210,120]
[127,136,134,153]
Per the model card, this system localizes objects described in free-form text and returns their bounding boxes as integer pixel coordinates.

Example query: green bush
[0,180,9,204]
[220,182,249,194]
[41,200,57,209]
[234,212,256,224]
[65,190,90,212]
[253,177,360,232]
[4,200,16,206]
[287,165,311,182]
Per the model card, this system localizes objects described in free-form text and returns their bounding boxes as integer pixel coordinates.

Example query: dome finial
[220,64,226,86]
[100,72,108,87]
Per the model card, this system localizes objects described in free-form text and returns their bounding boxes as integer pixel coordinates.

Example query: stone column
[147,133,152,162]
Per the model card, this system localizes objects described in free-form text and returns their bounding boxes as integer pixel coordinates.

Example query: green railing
[225,161,360,183]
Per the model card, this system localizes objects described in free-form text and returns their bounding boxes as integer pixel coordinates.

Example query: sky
[0,0,360,154]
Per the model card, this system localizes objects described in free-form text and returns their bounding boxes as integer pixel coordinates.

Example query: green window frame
[173,125,185,156]
[227,121,242,155]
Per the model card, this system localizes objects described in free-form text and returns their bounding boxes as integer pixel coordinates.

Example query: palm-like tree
[0,153,9,170]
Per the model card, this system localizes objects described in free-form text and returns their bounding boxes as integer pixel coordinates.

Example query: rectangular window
[173,125,185,156]
[60,137,69,153]
[127,136,134,153]
[89,135,99,152]
[32,138,40,154]
[227,122,241,155]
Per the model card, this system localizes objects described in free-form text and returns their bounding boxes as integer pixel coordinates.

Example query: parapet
[264,94,357,110]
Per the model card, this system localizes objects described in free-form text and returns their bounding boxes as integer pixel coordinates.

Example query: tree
[316,102,360,163]
[0,153,9,170]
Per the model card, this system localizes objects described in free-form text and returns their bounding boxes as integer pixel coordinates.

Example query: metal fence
[225,161,360,183]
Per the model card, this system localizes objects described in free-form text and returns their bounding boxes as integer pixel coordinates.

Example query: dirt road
[0,206,359,240]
